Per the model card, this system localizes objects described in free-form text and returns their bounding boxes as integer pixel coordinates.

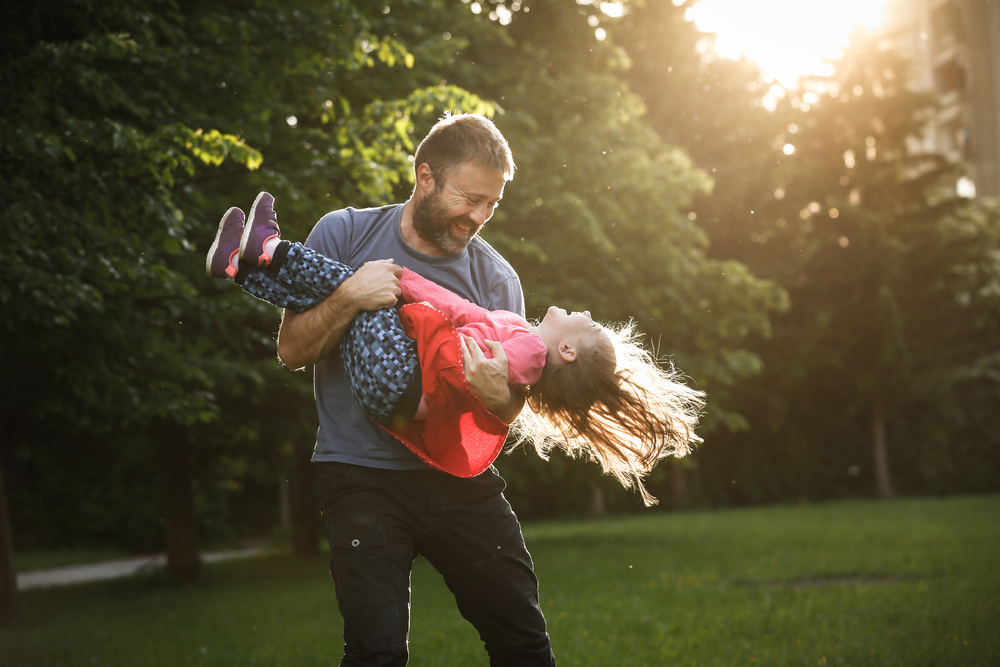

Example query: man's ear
[415,163,435,191]
[557,341,577,363]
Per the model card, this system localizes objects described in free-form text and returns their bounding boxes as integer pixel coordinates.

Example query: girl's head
[532,306,608,368]
[519,318,705,506]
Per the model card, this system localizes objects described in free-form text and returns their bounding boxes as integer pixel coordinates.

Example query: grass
[3,495,998,666]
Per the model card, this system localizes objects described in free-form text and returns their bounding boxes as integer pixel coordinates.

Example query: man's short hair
[413,111,515,186]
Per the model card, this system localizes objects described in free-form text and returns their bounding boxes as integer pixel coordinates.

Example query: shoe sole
[240,191,273,265]
[207,207,243,276]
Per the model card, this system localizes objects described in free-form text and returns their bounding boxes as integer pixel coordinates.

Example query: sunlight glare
[600,2,624,18]
[686,0,889,86]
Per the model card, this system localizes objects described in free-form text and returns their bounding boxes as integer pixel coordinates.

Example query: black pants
[317,462,556,667]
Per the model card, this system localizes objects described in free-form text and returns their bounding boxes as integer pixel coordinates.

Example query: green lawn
[4,496,998,666]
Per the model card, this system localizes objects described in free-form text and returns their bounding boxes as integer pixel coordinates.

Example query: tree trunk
[0,459,19,625]
[290,439,320,557]
[670,458,690,509]
[158,421,201,581]
[872,399,894,498]
[589,485,607,517]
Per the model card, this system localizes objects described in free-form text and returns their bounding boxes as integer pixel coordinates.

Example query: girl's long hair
[513,320,705,506]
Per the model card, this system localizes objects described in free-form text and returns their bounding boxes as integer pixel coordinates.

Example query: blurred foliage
[613,6,1000,505]
[0,0,489,550]
[362,0,787,509]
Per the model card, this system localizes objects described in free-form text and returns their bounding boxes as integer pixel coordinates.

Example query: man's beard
[412,187,480,254]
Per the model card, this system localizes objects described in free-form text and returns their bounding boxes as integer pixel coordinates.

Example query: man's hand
[460,337,524,424]
[277,259,402,370]
[345,259,403,311]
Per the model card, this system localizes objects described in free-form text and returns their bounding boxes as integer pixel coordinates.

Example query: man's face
[412,161,506,254]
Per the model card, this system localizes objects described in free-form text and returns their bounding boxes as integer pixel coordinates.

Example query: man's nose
[472,203,492,226]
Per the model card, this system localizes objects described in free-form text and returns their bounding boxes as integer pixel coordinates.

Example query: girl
[208,192,704,505]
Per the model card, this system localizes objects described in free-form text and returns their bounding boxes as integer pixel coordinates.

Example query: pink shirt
[400,268,547,387]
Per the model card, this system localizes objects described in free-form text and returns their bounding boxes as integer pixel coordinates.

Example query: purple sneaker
[206,207,245,279]
[240,191,281,267]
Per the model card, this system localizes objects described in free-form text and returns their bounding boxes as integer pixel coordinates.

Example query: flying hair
[513,320,705,506]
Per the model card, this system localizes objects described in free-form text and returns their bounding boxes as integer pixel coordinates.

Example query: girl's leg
[240,240,420,426]
[340,308,420,426]
[240,242,355,313]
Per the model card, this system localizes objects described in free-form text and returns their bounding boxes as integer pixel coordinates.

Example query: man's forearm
[276,290,359,370]
[276,259,403,370]
[489,388,526,425]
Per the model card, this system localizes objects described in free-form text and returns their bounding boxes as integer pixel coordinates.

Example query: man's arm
[276,259,403,370]
[460,337,526,425]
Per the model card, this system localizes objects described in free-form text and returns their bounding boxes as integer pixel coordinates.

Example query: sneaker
[240,191,281,267]
[206,207,245,278]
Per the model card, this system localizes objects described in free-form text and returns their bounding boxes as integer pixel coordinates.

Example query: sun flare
[686,0,890,86]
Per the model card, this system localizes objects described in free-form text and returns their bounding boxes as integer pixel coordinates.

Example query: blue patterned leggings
[241,243,419,425]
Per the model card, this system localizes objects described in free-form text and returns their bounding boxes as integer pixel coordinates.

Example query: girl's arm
[400,267,506,326]
[401,268,532,423]
[402,268,542,379]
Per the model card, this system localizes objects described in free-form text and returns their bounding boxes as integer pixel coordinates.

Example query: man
[276,112,556,666]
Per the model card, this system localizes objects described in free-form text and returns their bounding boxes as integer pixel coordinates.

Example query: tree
[609,0,792,503]
[0,0,493,599]
[753,33,976,499]
[681,30,999,503]
[0,462,17,623]
[393,0,787,510]
[608,3,1000,503]
[1,0,272,591]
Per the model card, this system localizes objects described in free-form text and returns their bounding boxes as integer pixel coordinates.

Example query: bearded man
[276,112,556,667]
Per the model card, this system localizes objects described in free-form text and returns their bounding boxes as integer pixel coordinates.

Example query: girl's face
[535,307,606,361]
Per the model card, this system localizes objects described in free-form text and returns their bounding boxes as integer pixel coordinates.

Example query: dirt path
[17,546,269,590]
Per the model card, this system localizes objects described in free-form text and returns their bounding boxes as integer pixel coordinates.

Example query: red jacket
[379,270,547,477]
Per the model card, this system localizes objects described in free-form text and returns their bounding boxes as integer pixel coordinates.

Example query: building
[892,0,1000,198]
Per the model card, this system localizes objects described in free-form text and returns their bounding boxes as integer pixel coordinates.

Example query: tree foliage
[666,30,1000,503]
[385,0,788,509]
[0,0,490,583]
